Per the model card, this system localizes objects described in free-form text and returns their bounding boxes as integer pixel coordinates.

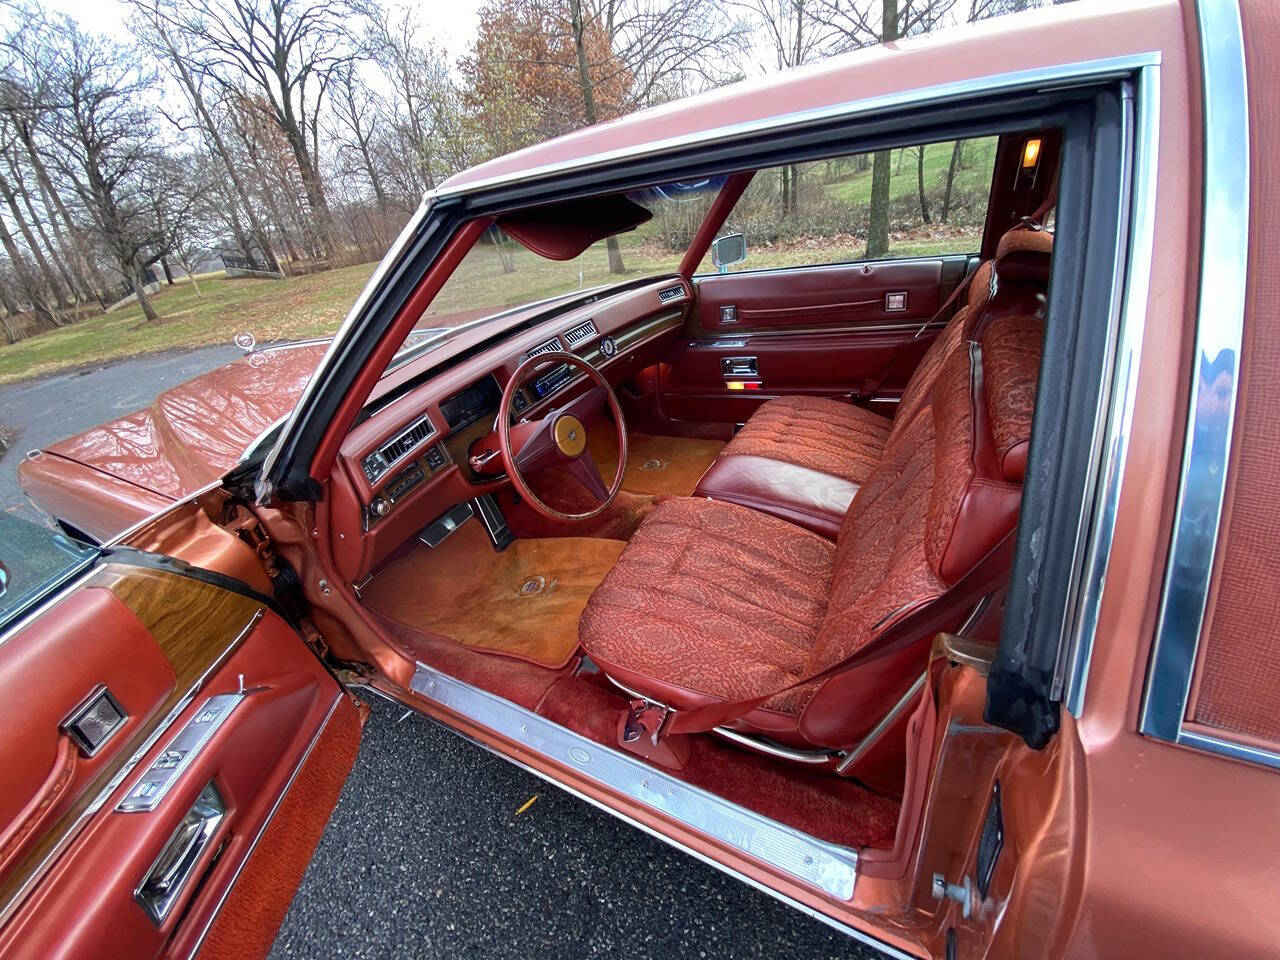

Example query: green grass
[0,141,996,387]
[822,138,998,208]
[0,263,379,385]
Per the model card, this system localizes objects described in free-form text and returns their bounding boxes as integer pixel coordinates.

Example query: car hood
[45,344,330,501]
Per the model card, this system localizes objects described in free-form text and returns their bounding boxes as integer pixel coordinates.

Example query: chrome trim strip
[1057,64,1159,713]
[362,682,914,959]
[410,662,860,900]
[835,673,926,775]
[431,53,1160,199]
[1140,0,1250,746]
[183,691,345,960]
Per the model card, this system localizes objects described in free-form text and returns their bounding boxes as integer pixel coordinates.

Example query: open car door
[0,511,361,960]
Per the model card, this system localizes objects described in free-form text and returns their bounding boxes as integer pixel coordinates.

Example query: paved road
[271,698,879,960]
[0,345,240,526]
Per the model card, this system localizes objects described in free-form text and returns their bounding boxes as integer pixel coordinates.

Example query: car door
[0,511,360,960]
[659,137,997,425]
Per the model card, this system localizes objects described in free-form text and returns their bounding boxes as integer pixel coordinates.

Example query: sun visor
[496,195,653,260]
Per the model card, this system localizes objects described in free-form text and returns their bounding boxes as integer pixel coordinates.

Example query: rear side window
[693,136,998,274]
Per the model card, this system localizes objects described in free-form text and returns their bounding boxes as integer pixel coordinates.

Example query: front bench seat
[711,225,1052,490]
[580,314,1044,752]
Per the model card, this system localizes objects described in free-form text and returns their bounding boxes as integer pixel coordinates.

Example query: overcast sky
[41,0,486,59]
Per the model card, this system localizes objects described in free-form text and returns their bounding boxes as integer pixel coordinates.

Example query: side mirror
[711,232,747,272]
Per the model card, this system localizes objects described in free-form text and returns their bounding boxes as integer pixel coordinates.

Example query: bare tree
[170,0,364,261]
[43,22,186,322]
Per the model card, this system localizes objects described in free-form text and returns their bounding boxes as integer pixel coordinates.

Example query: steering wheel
[498,351,628,522]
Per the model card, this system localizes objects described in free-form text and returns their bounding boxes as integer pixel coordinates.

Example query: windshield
[0,513,97,631]
[387,179,720,370]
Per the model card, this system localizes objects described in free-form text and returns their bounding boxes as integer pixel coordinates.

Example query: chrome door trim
[183,691,345,959]
[258,51,1160,501]
[409,662,861,900]
[1140,0,1255,759]
[1054,63,1159,714]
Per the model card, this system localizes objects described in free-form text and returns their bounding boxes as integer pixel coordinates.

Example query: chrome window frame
[1138,0,1263,766]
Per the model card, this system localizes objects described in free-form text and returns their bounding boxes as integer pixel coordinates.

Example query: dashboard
[329,277,691,584]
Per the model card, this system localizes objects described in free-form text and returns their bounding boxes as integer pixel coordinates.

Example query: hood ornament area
[233,331,257,354]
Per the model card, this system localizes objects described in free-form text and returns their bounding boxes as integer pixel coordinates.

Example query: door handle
[721,356,758,378]
[135,782,225,924]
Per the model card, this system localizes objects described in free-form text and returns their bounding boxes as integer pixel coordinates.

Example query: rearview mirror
[711,233,747,271]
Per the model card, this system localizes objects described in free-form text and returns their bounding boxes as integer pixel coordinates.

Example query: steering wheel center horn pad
[553,414,588,458]
[497,351,629,522]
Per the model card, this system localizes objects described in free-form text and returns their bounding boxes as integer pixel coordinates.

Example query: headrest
[925,342,1022,584]
[979,315,1045,483]
[996,225,1054,260]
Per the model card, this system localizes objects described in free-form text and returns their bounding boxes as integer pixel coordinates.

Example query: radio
[530,363,573,399]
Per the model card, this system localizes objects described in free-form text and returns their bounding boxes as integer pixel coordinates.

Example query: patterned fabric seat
[581,314,1045,751]
[712,226,1052,488]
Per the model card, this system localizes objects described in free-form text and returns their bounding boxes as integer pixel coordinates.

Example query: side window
[695,137,998,274]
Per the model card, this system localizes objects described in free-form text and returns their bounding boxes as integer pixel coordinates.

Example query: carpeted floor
[361,518,625,668]
[588,429,724,498]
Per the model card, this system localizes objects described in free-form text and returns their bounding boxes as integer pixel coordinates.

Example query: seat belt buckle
[621,699,669,745]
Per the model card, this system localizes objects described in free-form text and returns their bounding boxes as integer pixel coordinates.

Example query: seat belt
[855,264,978,401]
[659,530,1018,739]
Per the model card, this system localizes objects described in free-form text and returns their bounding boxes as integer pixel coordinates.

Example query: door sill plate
[409,662,859,900]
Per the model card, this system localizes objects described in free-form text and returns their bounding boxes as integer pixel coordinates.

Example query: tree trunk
[8,150,83,302]
[569,0,624,275]
[0,167,67,309]
[865,0,900,261]
[916,144,931,224]
[941,139,964,223]
[131,260,159,321]
[19,121,102,300]
[161,256,175,285]
[151,17,283,276]
[0,209,58,328]
[186,266,202,295]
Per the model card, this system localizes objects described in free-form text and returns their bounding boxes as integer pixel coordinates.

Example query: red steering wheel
[497,351,628,522]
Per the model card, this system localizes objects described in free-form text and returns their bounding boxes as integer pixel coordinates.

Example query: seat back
[887,225,1052,446]
[797,312,1045,748]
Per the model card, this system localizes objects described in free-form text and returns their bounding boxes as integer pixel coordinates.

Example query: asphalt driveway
[270,697,878,960]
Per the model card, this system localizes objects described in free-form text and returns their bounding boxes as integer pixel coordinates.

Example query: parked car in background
[4,2,1278,958]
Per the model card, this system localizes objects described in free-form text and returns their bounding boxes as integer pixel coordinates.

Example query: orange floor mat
[361,518,625,669]
[588,430,724,497]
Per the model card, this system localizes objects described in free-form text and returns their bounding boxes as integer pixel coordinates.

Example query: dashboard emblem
[600,336,617,358]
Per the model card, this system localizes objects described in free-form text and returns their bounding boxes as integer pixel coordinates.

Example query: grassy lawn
[0,140,998,387]
[823,138,999,208]
[0,263,378,385]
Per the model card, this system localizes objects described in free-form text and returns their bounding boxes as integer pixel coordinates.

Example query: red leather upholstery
[581,306,1047,752]
[712,395,891,485]
[693,454,859,539]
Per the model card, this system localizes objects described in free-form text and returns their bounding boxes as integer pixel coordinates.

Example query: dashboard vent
[657,284,685,304]
[562,319,598,348]
[378,413,436,466]
[526,336,562,359]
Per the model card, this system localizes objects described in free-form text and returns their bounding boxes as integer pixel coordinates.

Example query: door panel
[663,257,968,424]
[695,259,945,332]
[0,562,358,960]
